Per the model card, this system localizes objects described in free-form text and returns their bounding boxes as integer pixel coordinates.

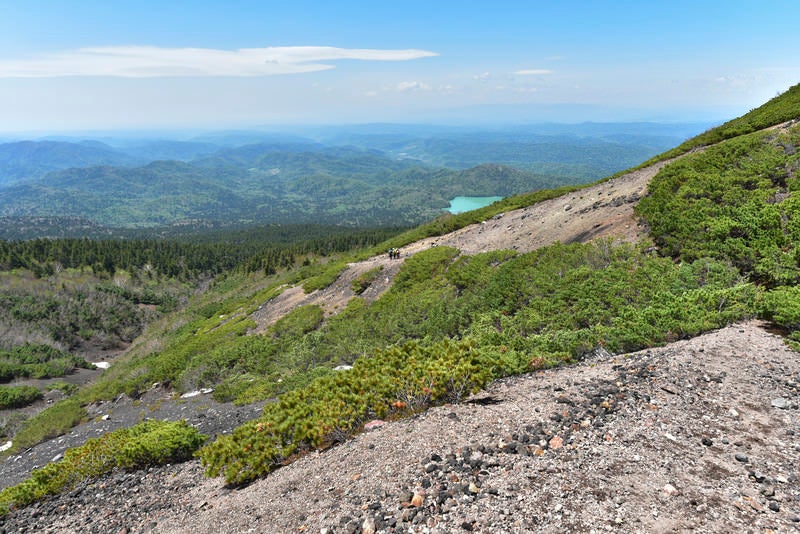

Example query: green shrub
[0,385,42,409]
[199,338,517,486]
[0,344,95,382]
[637,127,800,286]
[393,246,460,290]
[760,286,800,333]
[0,420,206,515]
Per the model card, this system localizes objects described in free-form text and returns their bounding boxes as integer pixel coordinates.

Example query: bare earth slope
[2,322,797,533]
[252,157,674,331]
[2,153,799,533]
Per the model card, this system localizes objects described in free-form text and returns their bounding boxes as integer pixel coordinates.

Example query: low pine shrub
[0,344,94,382]
[0,420,206,515]
[198,338,522,486]
[0,385,42,409]
[760,285,800,337]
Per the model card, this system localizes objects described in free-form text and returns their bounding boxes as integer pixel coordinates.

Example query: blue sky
[0,0,798,132]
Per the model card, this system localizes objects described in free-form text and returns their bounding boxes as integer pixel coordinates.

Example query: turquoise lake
[446,196,504,214]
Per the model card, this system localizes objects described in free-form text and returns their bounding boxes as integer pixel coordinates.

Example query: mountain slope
[1,322,795,533]
[139,322,800,533]
[0,140,134,185]
[249,157,673,332]
[1,85,800,531]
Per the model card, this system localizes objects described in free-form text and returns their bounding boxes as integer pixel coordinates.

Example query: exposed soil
[251,156,675,332]
[1,321,797,533]
[1,151,799,533]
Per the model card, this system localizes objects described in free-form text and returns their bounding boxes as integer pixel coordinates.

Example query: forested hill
[0,152,574,231]
[0,140,134,186]
[0,123,701,236]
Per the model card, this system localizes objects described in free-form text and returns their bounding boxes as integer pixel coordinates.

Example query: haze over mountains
[0,121,710,238]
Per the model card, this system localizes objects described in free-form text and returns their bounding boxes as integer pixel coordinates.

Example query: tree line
[0,225,405,279]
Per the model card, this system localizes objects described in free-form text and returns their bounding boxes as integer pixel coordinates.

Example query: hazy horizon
[1,1,798,131]
[0,118,718,142]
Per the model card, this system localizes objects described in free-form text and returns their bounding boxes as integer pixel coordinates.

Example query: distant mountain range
[0,122,710,236]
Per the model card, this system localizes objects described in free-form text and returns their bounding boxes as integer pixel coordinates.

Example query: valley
[0,123,697,236]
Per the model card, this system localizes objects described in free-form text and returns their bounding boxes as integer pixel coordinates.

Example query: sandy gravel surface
[251,158,672,333]
[2,321,797,533]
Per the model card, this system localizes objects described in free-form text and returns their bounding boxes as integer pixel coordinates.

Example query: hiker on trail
[388,248,395,259]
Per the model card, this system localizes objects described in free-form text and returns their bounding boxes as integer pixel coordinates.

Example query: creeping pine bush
[760,285,800,346]
[0,385,42,409]
[198,337,526,486]
[0,420,206,515]
[0,344,94,382]
[637,128,800,286]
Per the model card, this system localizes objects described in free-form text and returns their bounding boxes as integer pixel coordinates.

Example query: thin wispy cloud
[0,45,438,78]
[513,69,553,76]
[396,81,431,92]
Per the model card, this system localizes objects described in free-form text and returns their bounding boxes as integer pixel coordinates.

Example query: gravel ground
[0,386,267,492]
[2,321,798,533]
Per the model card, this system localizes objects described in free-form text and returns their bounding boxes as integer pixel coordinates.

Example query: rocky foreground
[1,321,798,533]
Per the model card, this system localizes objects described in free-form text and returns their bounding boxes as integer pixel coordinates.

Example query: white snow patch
[94,361,111,369]
[0,441,12,452]
[181,388,214,398]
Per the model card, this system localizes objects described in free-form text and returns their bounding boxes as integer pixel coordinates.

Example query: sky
[0,0,799,132]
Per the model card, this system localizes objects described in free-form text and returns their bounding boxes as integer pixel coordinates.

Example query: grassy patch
[3,399,86,457]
